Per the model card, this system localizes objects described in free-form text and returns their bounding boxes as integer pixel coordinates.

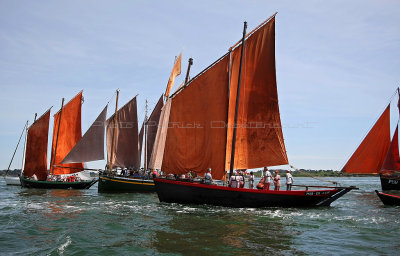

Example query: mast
[184,58,193,85]
[51,98,64,176]
[144,99,148,171]
[229,21,247,178]
[5,121,28,176]
[109,89,119,172]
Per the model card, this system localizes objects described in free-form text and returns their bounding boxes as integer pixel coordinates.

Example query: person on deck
[249,171,255,189]
[264,167,272,190]
[229,171,238,188]
[238,171,245,188]
[286,170,293,191]
[274,171,281,191]
[204,168,213,185]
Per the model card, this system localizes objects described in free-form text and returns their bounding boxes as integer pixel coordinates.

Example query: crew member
[274,170,281,191]
[286,170,293,191]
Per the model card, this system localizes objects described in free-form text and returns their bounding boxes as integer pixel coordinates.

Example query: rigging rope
[289,165,339,186]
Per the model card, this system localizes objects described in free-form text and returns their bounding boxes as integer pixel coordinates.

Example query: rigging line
[5,121,28,177]
[289,165,339,185]
[105,89,118,106]
[339,87,399,171]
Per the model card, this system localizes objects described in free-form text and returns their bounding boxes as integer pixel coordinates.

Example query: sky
[1,0,399,171]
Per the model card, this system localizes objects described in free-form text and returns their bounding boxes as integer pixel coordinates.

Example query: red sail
[381,125,400,173]
[50,91,84,175]
[106,97,140,169]
[162,55,230,180]
[146,96,164,167]
[23,110,50,180]
[226,16,288,170]
[342,105,391,174]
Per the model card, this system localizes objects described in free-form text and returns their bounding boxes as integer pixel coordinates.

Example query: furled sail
[162,55,230,179]
[106,96,140,169]
[138,122,144,168]
[149,99,172,170]
[23,109,50,180]
[342,105,391,174]
[225,15,288,170]
[165,53,182,97]
[146,95,164,168]
[381,125,400,173]
[61,106,107,164]
[50,91,84,175]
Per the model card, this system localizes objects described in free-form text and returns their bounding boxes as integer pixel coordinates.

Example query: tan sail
[61,106,107,164]
[225,16,288,170]
[165,53,182,97]
[149,99,172,170]
[138,122,144,168]
[106,96,140,169]
[23,109,50,180]
[50,91,84,175]
[342,105,390,174]
[162,55,230,179]
[146,95,164,168]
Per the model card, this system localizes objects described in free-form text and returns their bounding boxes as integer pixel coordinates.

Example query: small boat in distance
[341,88,400,190]
[20,91,97,189]
[152,13,357,208]
[375,190,400,206]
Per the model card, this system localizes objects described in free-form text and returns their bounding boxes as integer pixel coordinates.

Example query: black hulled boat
[375,190,400,206]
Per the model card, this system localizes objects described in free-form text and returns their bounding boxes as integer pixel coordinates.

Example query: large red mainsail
[50,91,84,175]
[225,16,288,170]
[23,110,50,180]
[381,125,400,173]
[342,105,391,174]
[162,55,230,179]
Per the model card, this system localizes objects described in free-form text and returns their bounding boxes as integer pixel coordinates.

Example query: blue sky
[1,0,399,171]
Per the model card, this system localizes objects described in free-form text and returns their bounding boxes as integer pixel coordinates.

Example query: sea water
[0,177,399,255]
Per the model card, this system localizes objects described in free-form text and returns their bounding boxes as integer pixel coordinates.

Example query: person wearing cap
[264,167,272,190]
[286,170,294,191]
[204,168,213,185]
[273,170,281,191]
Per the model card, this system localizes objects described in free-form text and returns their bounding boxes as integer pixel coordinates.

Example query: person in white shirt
[204,168,213,185]
[229,171,238,188]
[264,167,272,190]
[286,170,294,191]
[249,171,255,189]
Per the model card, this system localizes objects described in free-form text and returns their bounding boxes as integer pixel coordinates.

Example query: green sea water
[0,177,399,255]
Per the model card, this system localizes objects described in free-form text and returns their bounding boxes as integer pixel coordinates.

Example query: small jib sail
[61,106,108,164]
[106,96,140,169]
[160,14,288,180]
[50,91,84,175]
[341,105,391,174]
[23,109,51,181]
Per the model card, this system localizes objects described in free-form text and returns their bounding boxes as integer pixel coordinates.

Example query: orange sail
[23,110,50,180]
[226,16,288,170]
[50,91,84,175]
[162,54,230,179]
[146,95,164,167]
[381,125,400,173]
[342,105,391,174]
[165,53,182,97]
[106,96,140,169]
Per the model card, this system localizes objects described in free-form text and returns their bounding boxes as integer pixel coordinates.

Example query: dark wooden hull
[380,174,400,190]
[154,178,355,208]
[375,190,400,206]
[20,176,97,189]
[98,174,155,193]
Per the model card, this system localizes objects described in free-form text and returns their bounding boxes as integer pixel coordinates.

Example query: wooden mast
[144,99,148,171]
[51,98,64,176]
[184,58,193,85]
[229,21,247,178]
[5,121,28,177]
[109,89,119,172]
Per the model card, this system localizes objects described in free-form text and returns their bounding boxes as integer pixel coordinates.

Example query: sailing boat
[341,88,400,190]
[20,91,97,189]
[4,121,28,185]
[98,92,155,192]
[153,14,356,208]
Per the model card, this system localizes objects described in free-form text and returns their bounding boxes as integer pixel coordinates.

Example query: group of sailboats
[12,13,400,208]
